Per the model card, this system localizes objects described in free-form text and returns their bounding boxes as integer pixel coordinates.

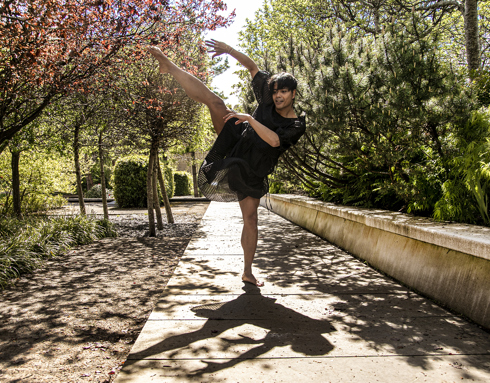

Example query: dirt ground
[0,201,210,383]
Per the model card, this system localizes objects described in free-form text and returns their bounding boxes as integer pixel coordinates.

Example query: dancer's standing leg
[239,197,263,287]
[148,46,229,135]
[149,46,263,287]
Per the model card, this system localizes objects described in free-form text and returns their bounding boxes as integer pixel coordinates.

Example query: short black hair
[268,72,298,94]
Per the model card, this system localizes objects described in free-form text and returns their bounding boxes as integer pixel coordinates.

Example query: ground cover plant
[0,215,116,289]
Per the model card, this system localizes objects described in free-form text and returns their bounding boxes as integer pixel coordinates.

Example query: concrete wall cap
[268,194,490,261]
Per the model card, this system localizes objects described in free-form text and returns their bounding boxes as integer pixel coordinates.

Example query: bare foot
[242,273,264,287]
[147,46,174,74]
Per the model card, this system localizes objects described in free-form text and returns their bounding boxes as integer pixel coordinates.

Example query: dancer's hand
[148,46,161,54]
[223,110,252,125]
[205,39,234,58]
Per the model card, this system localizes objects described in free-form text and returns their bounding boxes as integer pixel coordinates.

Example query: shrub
[269,181,287,194]
[24,194,67,213]
[434,110,490,225]
[174,171,193,196]
[162,164,175,199]
[268,164,305,195]
[272,24,474,216]
[474,69,490,107]
[85,184,114,199]
[113,156,174,208]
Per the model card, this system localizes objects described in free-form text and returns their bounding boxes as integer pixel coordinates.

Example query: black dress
[198,71,306,202]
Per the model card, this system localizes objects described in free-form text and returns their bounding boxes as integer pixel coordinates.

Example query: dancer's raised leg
[239,197,264,287]
[148,46,228,135]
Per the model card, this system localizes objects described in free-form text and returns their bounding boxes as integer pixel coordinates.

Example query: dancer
[148,40,305,287]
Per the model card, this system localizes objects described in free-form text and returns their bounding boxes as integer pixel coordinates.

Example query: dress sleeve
[252,70,273,106]
[268,117,306,156]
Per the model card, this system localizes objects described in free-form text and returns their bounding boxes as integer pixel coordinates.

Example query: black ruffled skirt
[198,119,269,202]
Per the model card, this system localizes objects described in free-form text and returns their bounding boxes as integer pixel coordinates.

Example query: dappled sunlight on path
[115,202,490,383]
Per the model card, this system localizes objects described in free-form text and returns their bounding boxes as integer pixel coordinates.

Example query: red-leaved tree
[0,0,233,152]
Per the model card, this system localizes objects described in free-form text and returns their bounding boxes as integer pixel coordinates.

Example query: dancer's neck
[275,106,297,119]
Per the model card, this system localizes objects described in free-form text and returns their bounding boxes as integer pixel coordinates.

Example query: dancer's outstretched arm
[205,39,259,79]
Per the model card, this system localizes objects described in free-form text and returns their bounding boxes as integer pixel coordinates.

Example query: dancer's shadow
[131,285,335,377]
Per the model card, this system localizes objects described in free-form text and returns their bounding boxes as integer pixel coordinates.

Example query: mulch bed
[0,202,209,383]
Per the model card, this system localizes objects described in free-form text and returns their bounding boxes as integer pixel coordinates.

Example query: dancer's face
[272,84,296,113]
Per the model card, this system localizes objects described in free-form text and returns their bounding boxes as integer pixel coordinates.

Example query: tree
[240,0,485,76]
[437,1,490,74]
[295,27,474,212]
[115,43,206,236]
[0,0,233,152]
[322,0,482,74]
[241,13,476,214]
[463,0,481,73]
[8,121,48,218]
[0,126,73,217]
[184,109,216,197]
[46,92,105,215]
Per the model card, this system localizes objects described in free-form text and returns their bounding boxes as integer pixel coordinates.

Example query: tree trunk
[153,153,164,230]
[157,155,174,224]
[147,145,156,237]
[191,151,199,197]
[98,131,109,220]
[11,151,22,218]
[86,173,94,191]
[464,0,480,75]
[74,124,86,215]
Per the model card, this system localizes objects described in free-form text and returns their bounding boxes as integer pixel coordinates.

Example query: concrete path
[115,202,490,383]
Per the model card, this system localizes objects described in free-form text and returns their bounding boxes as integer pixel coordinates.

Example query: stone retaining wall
[261,194,490,329]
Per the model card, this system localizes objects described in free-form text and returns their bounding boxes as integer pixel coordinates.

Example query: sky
[203,0,264,106]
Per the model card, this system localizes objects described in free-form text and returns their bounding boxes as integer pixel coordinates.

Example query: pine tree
[277,24,474,214]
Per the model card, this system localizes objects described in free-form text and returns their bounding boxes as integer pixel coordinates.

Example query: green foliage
[236,0,490,225]
[113,156,173,208]
[174,171,193,196]
[163,164,175,199]
[113,156,147,208]
[0,149,74,215]
[0,215,117,288]
[242,15,480,220]
[292,26,471,212]
[11,194,67,215]
[434,110,490,224]
[169,106,217,155]
[474,69,490,107]
[82,161,113,191]
[268,165,304,194]
[269,182,287,194]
